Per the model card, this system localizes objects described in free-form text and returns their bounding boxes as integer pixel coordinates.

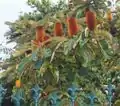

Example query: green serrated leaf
[17,57,32,72]
[99,40,109,50]
[99,40,111,59]
[43,48,52,58]
[64,39,75,55]
[79,39,89,48]
[76,10,84,18]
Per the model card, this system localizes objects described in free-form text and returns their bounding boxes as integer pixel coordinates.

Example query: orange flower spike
[86,10,96,31]
[36,26,46,42]
[15,80,21,88]
[54,22,63,36]
[67,17,79,37]
[107,10,112,21]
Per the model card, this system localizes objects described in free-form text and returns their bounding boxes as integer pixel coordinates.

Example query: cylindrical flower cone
[86,10,96,31]
[67,17,79,37]
[54,22,63,36]
[36,26,46,42]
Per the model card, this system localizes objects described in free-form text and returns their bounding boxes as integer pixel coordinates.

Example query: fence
[0,83,118,106]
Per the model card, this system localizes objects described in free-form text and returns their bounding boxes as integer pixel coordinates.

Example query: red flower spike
[67,17,79,37]
[86,10,96,31]
[54,22,63,36]
[36,26,46,42]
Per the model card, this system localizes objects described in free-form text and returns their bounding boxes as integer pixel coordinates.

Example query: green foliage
[17,56,32,73]
[27,0,67,15]
[75,0,108,19]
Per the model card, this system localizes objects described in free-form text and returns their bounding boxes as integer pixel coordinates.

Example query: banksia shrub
[15,80,21,88]
[86,10,96,31]
[54,22,63,36]
[67,17,79,37]
[36,26,46,42]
